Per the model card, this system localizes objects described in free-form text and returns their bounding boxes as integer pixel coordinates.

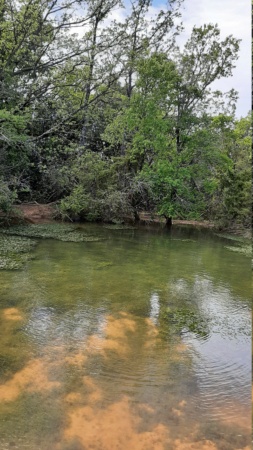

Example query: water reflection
[149,292,160,324]
[0,224,251,449]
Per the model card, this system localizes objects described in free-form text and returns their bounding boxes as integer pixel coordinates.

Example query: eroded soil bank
[12,203,216,228]
[16,203,57,223]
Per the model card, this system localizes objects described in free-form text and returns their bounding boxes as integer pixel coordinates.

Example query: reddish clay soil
[15,203,56,223]
[172,219,214,228]
[12,203,214,228]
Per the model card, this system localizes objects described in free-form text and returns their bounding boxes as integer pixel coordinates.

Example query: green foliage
[0,109,29,142]
[0,179,17,215]
[212,113,252,229]
[140,150,214,220]
[0,0,249,232]
[59,151,134,222]
[104,54,234,222]
[105,53,178,167]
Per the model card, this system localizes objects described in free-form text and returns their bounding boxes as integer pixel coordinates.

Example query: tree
[59,150,134,222]
[103,33,240,226]
[212,113,252,229]
[78,0,124,148]
[119,0,182,99]
[0,1,248,231]
[172,24,240,154]
[0,0,105,205]
[140,113,228,226]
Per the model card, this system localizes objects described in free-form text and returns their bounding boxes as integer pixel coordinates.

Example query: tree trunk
[133,209,140,223]
[79,17,98,148]
[176,127,181,153]
[165,216,172,228]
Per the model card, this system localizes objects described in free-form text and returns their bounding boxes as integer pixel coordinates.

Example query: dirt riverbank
[15,203,57,223]
[13,203,215,229]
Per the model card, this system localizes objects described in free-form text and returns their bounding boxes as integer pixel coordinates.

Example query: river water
[0,224,251,450]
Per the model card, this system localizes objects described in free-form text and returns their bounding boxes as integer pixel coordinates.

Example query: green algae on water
[171,239,196,242]
[214,232,251,258]
[214,233,247,242]
[103,224,137,230]
[224,244,252,258]
[0,223,106,269]
[161,306,210,339]
[0,234,37,270]
[95,261,114,269]
[0,224,104,243]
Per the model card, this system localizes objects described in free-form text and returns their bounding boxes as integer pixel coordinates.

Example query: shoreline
[1,203,250,239]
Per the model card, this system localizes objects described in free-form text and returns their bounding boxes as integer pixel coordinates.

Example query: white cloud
[177,0,251,117]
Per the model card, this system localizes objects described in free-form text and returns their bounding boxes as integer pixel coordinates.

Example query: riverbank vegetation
[0,0,251,232]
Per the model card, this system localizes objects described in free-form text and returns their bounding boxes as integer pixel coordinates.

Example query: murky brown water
[0,224,251,449]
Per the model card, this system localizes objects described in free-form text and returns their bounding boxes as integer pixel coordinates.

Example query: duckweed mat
[0,224,104,243]
[224,245,252,257]
[103,224,137,230]
[0,234,37,269]
[214,233,251,258]
[0,223,106,270]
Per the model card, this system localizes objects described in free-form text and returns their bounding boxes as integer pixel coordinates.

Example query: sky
[164,0,251,117]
